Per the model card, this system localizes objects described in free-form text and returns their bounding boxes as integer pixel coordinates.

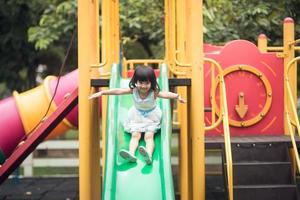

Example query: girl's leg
[144,132,155,156]
[129,132,141,155]
[120,132,141,162]
[138,131,155,164]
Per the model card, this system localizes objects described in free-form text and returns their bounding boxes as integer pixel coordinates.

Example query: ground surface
[0,175,226,200]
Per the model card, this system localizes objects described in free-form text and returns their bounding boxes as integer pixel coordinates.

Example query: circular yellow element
[211,65,272,127]
[13,76,75,139]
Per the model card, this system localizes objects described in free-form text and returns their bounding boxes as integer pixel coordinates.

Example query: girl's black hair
[129,65,160,91]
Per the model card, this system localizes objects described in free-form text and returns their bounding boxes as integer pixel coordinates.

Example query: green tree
[120,0,164,58]
[28,0,164,59]
[203,0,297,45]
[0,0,76,98]
[28,0,300,59]
[26,0,78,76]
[28,0,76,50]
[0,0,50,97]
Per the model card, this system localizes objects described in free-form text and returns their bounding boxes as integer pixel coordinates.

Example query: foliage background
[1,0,300,98]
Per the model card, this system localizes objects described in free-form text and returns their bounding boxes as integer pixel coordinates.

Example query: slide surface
[103,64,175,200]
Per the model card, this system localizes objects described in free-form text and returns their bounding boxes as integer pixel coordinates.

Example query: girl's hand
[177,95,187,103]
[88,91,102,100]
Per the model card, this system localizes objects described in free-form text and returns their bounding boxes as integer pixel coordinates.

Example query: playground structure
[0,70,79,164]
[1,0,300,200]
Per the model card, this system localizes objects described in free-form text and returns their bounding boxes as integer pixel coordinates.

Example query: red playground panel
[204,40,284,136]
[127,69,160,78]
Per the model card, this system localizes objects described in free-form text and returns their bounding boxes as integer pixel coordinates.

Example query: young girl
[89,65,186,165]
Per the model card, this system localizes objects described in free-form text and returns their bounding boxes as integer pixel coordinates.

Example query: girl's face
[136,80,151,94]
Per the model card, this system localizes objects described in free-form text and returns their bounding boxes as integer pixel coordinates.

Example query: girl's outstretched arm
[157,91,187,103]
[89,88,132,99]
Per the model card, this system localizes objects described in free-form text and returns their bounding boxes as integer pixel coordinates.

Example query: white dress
[124,88,162,133]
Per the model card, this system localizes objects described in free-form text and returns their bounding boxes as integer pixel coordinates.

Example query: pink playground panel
[204,40,284,136]
[49,70,79,127]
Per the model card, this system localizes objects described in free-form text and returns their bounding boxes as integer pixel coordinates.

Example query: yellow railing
[258,36,300,52]
[90,61,110,78]
[122,58,164,77]
[204,58,233,200]
[285,56,300,174]
[265,46,300,52]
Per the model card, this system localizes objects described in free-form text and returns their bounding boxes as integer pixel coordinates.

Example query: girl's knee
[144,132,154,141]
[131,132,141,140]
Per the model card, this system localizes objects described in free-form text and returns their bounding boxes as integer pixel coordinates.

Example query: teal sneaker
[119,149,137,162]
[138,146,152,165]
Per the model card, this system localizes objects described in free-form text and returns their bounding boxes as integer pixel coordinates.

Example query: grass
[16,167,79,177]
[63,129,78,140]
[34,167,78,176]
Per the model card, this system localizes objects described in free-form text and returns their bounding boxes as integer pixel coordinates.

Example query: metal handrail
[122,58,164,77]
[124,59,164,69]
[289,39,300,46]
[287,57,300,75]
[286,110,300,174]
[285,56,300,174]
[90,60,110,78]
[166,50,191,77]
[266,46,300,52]
[265,38,300,52]
[174,50,191,67]
[167,62,188,76]
[204,57,233,200]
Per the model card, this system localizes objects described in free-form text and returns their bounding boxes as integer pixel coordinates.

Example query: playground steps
[223,140,299,200]
[205,135,300,149]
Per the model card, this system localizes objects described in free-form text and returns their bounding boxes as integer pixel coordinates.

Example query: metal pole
[283,17,295,135]
[78,0,101,199]
[186,0,204,199]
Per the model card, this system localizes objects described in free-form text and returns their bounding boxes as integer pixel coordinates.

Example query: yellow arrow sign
[235,92,248,119]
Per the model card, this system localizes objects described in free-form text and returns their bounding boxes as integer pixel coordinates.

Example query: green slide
[102,63,175,200]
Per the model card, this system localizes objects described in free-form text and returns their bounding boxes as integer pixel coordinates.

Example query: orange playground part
[13,76,74,139]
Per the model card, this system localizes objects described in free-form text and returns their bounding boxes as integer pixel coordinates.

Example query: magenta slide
[0,70,79,164]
